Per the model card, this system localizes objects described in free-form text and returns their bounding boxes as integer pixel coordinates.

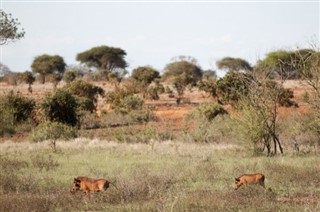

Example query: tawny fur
[234,173,265,190]
[70,176,110,194]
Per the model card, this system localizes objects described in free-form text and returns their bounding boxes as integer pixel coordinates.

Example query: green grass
[1,139,320,211]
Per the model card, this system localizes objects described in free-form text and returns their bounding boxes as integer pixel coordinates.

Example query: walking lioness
[234,173,265,190]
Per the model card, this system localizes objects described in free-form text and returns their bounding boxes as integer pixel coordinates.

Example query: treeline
[0,44,320,156]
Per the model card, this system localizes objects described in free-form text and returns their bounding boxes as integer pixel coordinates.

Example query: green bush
[0,92,35,135]
[0,91,35,124]
[28,121,78,143]
[41,89,79,126]
[216,72,254,104]
[64,79,104,112]
[105,87,133,109]
[197,79,217,97]
[128,107,154,124]
[187,103,227,122]
[63,69,82,83]
[118,95,144,114]
[184,103,232,143]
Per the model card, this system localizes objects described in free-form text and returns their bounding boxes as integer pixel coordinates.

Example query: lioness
[234,173,265,190]
[70,176,110,194]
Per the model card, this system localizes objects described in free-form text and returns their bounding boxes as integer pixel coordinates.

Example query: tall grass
[1,139,320,211]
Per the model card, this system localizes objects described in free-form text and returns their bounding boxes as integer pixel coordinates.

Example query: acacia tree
[216,57,252,72]
[0,10,25,45]
[76,45,128,81]
[296,47,320,143]
[21,71,35,93]
[131,66,159,85]
[163,59,203,103]
[233,70,290,156]
[31,54,66,84]
[131,66,160,98]
[254,50,302,79]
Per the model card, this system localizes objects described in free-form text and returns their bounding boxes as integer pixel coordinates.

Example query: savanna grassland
[1,139,320,211]
[1,81,320,211]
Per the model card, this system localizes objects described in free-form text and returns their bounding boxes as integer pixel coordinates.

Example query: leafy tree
[64,80,104,112]
[0,9,25,45]
[170,55,199,64]
[48,72,63,90]
[163,60,203,103]
[295,49,318,79]
[216,57,252,72]
[131,66,160,98]
[255,50,298,79]
[41,89,78,126]
[76,45,128,77]
[131,66,160,85]
[235,78,286,156]
[216,72,254,104]
[31,54,66,84]
[231,70,296,156]
[297,47,320,141]
[21,71,35,93]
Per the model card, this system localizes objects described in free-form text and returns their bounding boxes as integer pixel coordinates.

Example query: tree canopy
[0,9,25,45]
[163,60,203,100]
[31,54,66,83]
[253,49,316,79]
[216,57,252,72]
[131,66,160,85]
[76,45,128,71]
[163,60,203,85]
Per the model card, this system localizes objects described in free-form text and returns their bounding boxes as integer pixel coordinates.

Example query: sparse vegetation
[0,140,319,211]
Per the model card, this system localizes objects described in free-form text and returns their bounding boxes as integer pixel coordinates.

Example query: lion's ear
[235,178,240,181]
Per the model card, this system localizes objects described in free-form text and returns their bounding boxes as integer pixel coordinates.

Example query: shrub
[64,79,104,112]
[145,82,165,100]
[197,79,217,97]
[184,103,231,143]
[105,87,131,108]
[30,155,59,172]
[0,91,35,124]
[63,69,82,83]
[41,89,79,126]
[28,121,78,152]
[187,103,227,122]
[216,72,254,104]
[118,95,144,114]
[0,92,35,135]
[29,121,78,143]
[0,156,30,193]
[128,107,154,124]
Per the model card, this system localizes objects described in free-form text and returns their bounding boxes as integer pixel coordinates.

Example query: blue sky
[1,1,319,76]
